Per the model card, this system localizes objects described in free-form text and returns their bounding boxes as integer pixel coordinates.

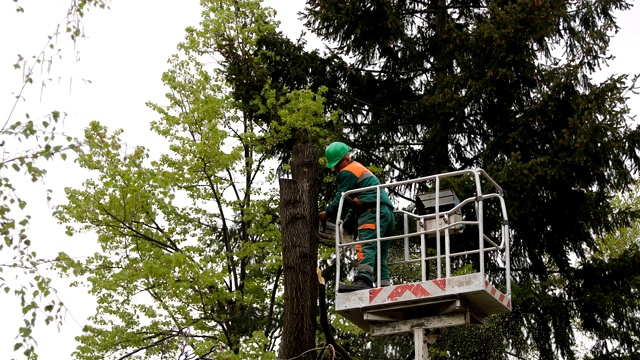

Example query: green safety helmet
[325,142,351,169]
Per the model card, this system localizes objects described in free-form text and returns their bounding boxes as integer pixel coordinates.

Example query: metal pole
[420,221,427,282]
[445,228,451,278]
[414,329,429,360]
[435,177,441,278]
[474,171,485,276]
[404,213,410,262]
[376,187,382,287]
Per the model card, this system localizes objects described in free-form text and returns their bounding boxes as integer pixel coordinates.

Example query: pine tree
[304,0,640,358]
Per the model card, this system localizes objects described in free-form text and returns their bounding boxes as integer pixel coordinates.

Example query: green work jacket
[326,161,393,220]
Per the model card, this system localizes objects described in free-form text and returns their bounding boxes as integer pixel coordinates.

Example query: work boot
[338,275,374,293]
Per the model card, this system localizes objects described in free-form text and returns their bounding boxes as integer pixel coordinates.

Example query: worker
[318,142,395,292]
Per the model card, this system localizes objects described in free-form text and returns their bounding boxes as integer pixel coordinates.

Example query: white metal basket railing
[333,168,511,298]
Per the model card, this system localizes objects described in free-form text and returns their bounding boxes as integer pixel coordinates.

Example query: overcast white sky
[0,0,638,358]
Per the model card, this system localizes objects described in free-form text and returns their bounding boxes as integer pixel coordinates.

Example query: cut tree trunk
[279,144,322,360]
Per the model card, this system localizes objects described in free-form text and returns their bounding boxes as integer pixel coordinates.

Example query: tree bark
[279,144,322,360]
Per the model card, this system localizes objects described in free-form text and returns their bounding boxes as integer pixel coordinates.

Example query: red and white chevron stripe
[364,274,511,311]
[484,279,512,310]
[369,279,448,304]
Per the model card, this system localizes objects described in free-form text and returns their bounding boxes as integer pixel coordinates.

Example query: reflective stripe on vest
[358,223,376,230]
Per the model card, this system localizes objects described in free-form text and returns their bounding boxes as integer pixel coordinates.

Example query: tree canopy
[303,0,640,358]
[55,0,338,358]
[48,0,640,359]
[2,1,108,358]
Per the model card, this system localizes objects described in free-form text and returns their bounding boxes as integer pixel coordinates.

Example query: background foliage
[303,0,640,358]
[1,1,108,358]
[55,0,338,358]
[4,0,640,359]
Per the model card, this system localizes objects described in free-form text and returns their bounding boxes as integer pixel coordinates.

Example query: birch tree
[2,1,107,358]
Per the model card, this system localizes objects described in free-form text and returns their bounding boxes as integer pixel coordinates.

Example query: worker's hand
[318,211,327,222]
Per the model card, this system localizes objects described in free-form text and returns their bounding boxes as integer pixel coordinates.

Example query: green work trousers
[355,205,395,286]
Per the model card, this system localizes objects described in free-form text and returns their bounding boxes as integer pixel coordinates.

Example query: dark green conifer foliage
[303,0,640,358]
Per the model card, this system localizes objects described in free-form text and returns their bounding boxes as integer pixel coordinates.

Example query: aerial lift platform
[330,169,511,359]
